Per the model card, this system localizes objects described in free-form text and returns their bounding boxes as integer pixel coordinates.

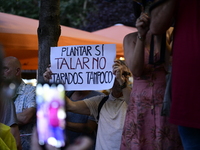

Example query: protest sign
[50,44,116,91]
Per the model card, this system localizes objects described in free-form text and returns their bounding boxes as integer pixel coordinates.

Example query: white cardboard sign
[50,44,116,91]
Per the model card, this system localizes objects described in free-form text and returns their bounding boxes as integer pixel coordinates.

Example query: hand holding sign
[50,44,116,91]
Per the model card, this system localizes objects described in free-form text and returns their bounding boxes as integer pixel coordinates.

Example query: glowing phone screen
[36,83,66,148]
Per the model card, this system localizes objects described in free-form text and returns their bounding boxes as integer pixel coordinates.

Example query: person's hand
[135,13,150,39]
[66,137,93,150]
[31,127,93,150]
[43,64,52,82]
[112,60,130,86]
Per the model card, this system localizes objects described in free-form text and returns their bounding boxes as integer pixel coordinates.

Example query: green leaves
[0,0,40,19]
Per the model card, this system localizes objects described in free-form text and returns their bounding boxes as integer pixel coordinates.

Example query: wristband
[137,34,145,41]
[120,81,127,90]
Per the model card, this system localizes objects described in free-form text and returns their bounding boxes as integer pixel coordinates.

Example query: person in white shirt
[65,60,131,150]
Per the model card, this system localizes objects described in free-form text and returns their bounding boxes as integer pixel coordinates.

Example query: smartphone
[36,83,66,148]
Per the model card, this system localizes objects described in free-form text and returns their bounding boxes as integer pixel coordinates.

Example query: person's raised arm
[65,96,90,116]
[149,0,176,35]
[67,120,97,134]
[43,65,91,115]
[112,60,132,104]
[124,13,149,77]
[121,82,131,105]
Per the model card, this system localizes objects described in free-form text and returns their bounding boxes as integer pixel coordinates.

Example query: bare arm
[150,0,176,34]
[121,83,132,105]
[31,127,93,150]
[67,120,97,134]
[124,13,149,77]
[17,107,36,125]
[124,33,145,77]
[66,97,90,115]
[10,124,22,150]
[112,60,132,104]
[44,66,91,115]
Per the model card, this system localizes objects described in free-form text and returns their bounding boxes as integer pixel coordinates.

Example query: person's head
[2,56,22,83]
[111,60,131,97]
[111,78,123,95]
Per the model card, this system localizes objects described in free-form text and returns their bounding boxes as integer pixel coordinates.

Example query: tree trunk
[37,0,61,83]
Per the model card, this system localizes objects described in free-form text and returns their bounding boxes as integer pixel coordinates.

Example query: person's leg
[178,126,200,150]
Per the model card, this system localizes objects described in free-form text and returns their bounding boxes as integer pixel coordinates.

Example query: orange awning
[0,12,123,70]
[92,24,138,43]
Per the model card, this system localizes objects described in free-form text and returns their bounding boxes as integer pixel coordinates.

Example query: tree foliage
[0,0,95,29]
[60,0,94,28]
[0,0,40,19]
[0,0,140,31]
[82,0,140,32]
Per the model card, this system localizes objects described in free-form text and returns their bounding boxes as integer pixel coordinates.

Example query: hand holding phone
[36,83,66,149]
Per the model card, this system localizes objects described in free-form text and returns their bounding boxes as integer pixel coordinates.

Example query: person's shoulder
[22,84,36,95]
[0,123,10,133]
[83,95,106,109]
[124,32,138,43]
[24,84,36,90]
[0,123,17,150]
[86,94,106,102]
[87,91,106,100]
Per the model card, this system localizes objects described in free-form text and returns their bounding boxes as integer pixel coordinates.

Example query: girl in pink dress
[120,12,183,150]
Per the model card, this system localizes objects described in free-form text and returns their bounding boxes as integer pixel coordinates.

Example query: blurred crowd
[1,0,200,150]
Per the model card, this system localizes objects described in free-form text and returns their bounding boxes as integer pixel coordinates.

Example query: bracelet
[120,81,127,90]
[137,34,145,41]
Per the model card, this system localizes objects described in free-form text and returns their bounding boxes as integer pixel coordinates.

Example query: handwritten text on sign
[50,44,116,91]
